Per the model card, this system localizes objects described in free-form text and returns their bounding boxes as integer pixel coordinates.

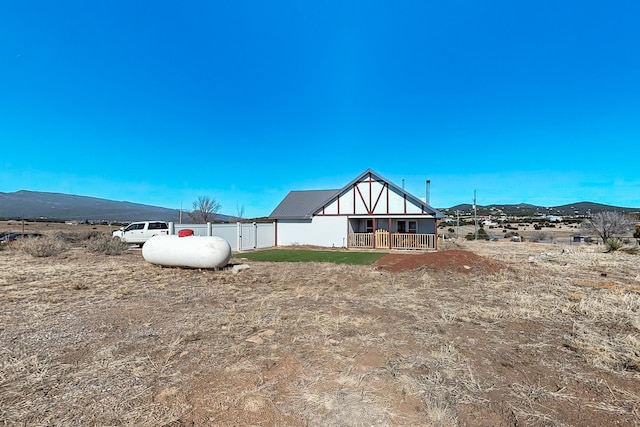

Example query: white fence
[168,222,274,252]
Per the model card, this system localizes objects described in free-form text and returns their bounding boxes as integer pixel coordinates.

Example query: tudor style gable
[315,170,441,217]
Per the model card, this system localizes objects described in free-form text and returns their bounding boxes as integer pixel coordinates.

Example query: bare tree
[236,203,245,222]
[581,211,634,244]
[187,196,222,224]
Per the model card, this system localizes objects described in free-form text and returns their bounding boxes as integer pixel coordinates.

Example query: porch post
[435,218,438,250]
[388,218,392,249]
[346,217,350,249]
[373,218,377,248]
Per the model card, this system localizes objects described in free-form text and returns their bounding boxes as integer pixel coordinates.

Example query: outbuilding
[571,234,592,244]
[269,169,444,250]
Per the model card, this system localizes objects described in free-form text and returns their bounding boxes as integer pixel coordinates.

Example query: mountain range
[0,190,182,223]
[0,190,637,223]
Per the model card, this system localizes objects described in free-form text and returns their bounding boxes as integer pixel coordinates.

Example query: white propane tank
[142,235,232,269]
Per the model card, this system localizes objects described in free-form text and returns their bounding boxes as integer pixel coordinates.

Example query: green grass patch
[237,249,387,265]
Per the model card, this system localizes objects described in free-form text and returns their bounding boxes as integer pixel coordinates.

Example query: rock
[245,335,264,344]
[246,329,275,344]
[232,264,251,274]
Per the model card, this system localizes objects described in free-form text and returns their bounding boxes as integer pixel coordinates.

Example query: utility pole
[473,190,478,240]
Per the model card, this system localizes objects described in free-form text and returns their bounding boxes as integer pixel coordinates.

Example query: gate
[375,229,389,248]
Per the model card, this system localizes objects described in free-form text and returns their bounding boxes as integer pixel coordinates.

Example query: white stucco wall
[277,216,347,248]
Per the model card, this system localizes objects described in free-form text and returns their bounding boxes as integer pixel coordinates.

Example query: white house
[269,169,445,250]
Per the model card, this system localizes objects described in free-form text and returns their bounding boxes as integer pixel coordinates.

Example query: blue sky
[1,1,639,217]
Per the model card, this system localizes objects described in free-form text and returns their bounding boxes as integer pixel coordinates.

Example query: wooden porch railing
[392,232,435,250]
[349,232,374,248]
[349,232,436,250]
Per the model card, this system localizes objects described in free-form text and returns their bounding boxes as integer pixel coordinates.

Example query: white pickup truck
[112,221,169,245]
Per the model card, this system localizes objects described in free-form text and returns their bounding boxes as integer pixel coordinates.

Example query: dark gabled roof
[269,169,445,220]
[269,189,341,220]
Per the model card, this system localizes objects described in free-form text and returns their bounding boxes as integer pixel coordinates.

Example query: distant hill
[0,190,233,223]
[444,201,639,217]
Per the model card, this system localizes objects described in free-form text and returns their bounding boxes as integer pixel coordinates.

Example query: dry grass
[1,236,639,426]
[11,235,69,257]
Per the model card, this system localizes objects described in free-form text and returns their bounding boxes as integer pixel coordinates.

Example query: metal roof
[269,189,340,220]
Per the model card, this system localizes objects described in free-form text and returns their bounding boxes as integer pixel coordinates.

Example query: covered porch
[347,217,437,251]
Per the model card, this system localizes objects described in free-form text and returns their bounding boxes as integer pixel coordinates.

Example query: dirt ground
[1,232,639,426]
[374,249,504,274]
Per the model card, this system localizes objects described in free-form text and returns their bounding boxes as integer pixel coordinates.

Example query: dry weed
[84,233,131,255]
[13,235,68,257]
[1,239,640,426]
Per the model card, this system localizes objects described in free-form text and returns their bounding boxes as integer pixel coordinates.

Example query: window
[125,223,144,232]
[397,221,406,233]
[365,219,373,233]
[408,221,417,233]
[149,222,168,230]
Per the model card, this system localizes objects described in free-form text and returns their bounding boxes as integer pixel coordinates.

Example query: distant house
[269,169,445,250]
[571,234,592,244]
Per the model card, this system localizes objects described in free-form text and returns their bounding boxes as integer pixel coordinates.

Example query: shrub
[17,236,68,257]
[464,228,490,241]
[606,238,624,252]
[529,231,548,243]
[477,227,490,241]
[53,230,102,244]
[84,233,130,255]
